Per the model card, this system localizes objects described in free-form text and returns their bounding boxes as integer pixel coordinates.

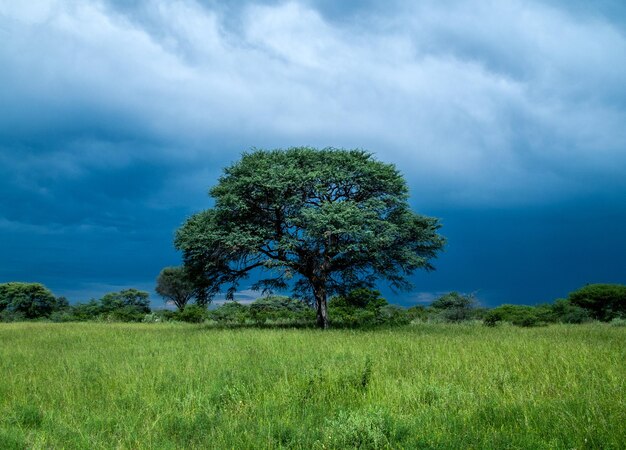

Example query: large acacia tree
[175,148,445,328]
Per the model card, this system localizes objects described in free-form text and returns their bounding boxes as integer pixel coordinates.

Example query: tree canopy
[100,289,151,314]
[568,284,626,321]
[156,266,196,311]
[0,282,66,320]
[175,147,445,328]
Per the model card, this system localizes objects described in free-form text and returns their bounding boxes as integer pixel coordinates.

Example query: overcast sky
[1,0,625,307]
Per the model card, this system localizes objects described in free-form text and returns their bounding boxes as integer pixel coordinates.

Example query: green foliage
[568,284,626,321]
[175,147,445,328]
[483,310,502,327]
[57,289,152,322]
[329,307,377,328]
[610,317,626,327]
[155,266,196,311]
[550,299,592,324]
[430,292,477,323]
[67,300,102,321]
[329,289,382,327]
[175,304,208,323]
[248,296,313,324]
[431,291,475,310]
[485,300,593,327]
[406,305,428,322]
[332,288,389,311]
[486,304,546,327]
[328,288,408,327]
[0,282,64,320]
[100,289,151,315]
[376,304,410,326]
[107,306,147,323]
[209,302,250,324]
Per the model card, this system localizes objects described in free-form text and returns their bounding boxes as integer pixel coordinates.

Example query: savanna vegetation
[175,148,445,329]
[1,148,624,448]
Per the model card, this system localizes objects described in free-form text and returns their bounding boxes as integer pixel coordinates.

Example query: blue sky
[1,0,625,307]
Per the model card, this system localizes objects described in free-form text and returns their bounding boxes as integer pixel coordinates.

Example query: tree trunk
[313,282,329,329]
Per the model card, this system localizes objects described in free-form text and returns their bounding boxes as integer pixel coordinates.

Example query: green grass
[0,323,624,449]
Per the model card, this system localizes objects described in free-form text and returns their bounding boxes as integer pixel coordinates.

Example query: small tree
[156,267,196,311]
[568,284,626,321]
[100,289,151,314]
[0,282,62,320]
[175,148,445,329]
[430,292,476,322]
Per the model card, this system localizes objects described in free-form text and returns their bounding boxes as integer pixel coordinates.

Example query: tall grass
[0,322,624,448]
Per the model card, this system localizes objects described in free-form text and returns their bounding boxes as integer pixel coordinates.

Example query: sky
[1,0,625,307]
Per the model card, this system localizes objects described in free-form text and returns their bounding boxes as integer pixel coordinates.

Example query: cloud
[2,0,625,213]
[1,0,625,302]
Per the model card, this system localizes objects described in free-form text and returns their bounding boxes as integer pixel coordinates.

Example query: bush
[248,296,312,324]
[48,310,76,323]
[0,309,27,322]
[406,305,428,322]
[437,307,474,323]
[483,310,502,327]
[329,288,390,327]
[332,288,388,310]
[550,299,592,324]
[376,305,410,326]
[330,307,377,328]
[568,284,626,321]
[209,302,250,324]
[66,300,102,321]
[175,304,208,323]
[430,292,476,323]
[107,306,146,322]
[486,304,544,327]
[610,317,626,327]
[63,290,153,322]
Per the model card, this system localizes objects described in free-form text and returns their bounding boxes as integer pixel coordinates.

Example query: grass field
[0,323,624,449]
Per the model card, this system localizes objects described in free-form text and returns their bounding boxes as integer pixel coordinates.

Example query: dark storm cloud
[0,0,624,304]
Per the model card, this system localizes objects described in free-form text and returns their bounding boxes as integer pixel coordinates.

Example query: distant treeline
[0,282,624,327]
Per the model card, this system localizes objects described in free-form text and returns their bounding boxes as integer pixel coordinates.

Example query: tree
[568,284,626,321]
[100,289,151,314]
[155,267,196,311]
[0,282,62,320]
[175,148,445,328]
[430,292,477,322]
